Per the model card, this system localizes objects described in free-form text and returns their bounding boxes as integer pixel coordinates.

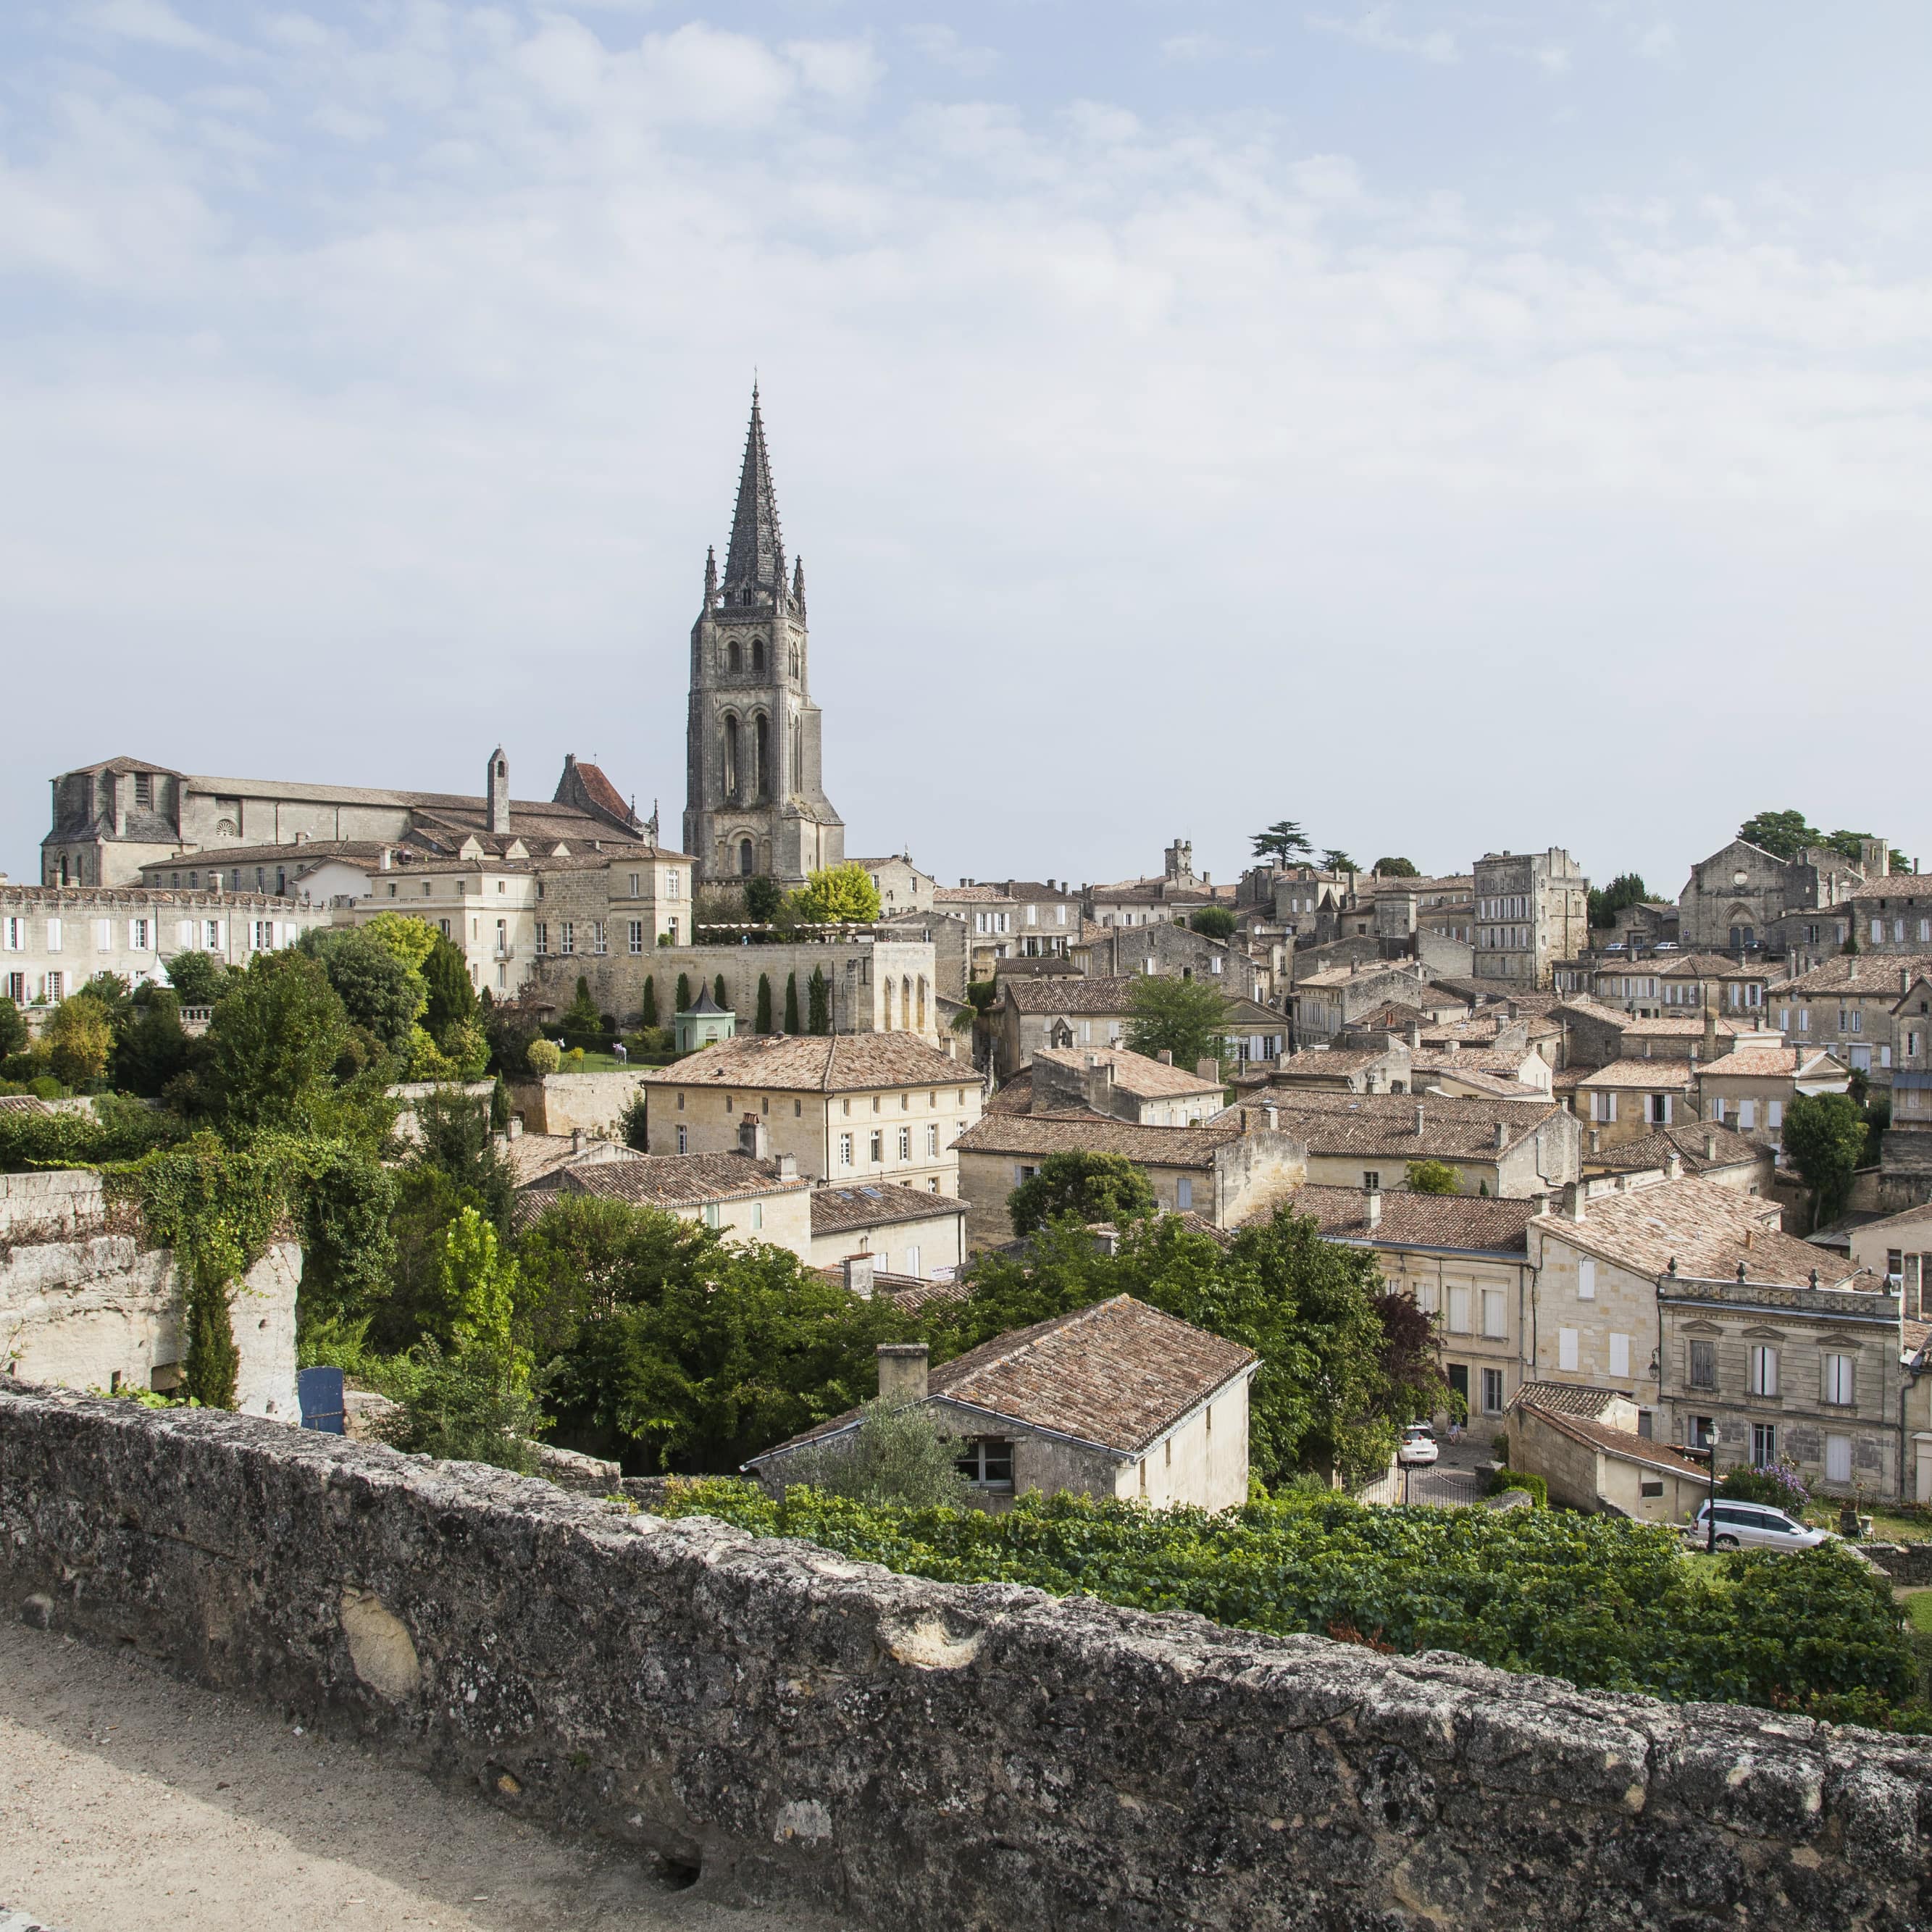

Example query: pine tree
[756,973,774,1034]
[182,1273,240,1409]
[714,973,729,1010]
[808,966,830,1035]
[676,973,692,1013]
[784,971,800,1034]
[641,976,658,1028]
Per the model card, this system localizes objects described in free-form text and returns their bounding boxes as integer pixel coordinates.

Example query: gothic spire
[703,544,717,608]
[791,554,806,609]
[721,382,786,603]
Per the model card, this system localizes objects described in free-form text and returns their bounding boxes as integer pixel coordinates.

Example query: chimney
[1365,1187,1381,1229]
[1664,1151,1682,1180]
[1406,1021,1421,1050]
[379,847,392,871]
[1263,1101,1279,1134]
[506,1116,522,1139]
[1413,1102,1426,1136]
[1589,1125,1601,1153]
[876,1340,928,1402]
[1158,1050,1174,1065]
[570,1127,584,1155]
[486,746,511,837]
[1195,1058,1219,1082]
[1702,1129,1717,1159]
[738,1114,769,1159]
[774,1151,798,1179]
[845,1255,877,1298]
[1904,968,1913,995]
[1494,1120,1507,1149]
[1563,1181,1585,1221]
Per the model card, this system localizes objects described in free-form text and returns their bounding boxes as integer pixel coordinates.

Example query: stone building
[682,388,843,885]
[1505,1385,1710,1522]
[1291,961,1434,1045]
[851,856,937,916]
[42,745,654,890]
[1029,1045,1225,1126]
[0,882,330,1016]
[993,975,1137,1080]
[1289,1188,1536,1427]
[514,1138,813,1253]
[1774,954,1932,1086]
[1073,919,1264,1003]
[1846,876,1932,955]
[1472,849,1589,988]
[950,1113,1308,1250]
[807,1183,968,1279]
[1084,840,1234,927]
[1697,1041,1849,1147]
[745,1298,1258,1513]
[1583,1121,1775,1194]
[1575,1061,1699,1148]
[1221,1091,1581,1200]
[1676,836,1870,962]
[635,1034,982,1195]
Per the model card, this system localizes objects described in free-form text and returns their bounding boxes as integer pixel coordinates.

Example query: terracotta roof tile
[809,1183,966,1236]
[1228,1090,1559,1160]
[637,1034,974,1092]
[1518,1402,1712,1481]
[1034,1045,1222,1099]
[1277,1185,1534,1253]
[518,1151,806,1216]
[1785,953,1932,996]
[1577,1060,1699,1091]
[954,1113,1244,1168]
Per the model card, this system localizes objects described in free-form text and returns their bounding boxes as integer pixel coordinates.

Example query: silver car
[1688,1500,1831,1551]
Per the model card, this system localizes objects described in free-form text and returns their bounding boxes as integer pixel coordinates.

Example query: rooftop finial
[703,543,717,606]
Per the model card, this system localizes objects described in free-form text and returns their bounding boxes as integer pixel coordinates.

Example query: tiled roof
[954,1113,1244,1168]
[810,1266,971,1314]
[1421,1069,1550,1101]
[1547,1175,1855,1286]
[1555,995,1643,1029]
[1700,1046,1803,1079]
[809,1183,966,1236]
[1507,1381,1628,1418]
[1279,1185,1534,1253]
[519,1151,808,1213]
[138,839,391,871]
[985,1067,1034,1113]
[1295,963,1426,990]
[753,1296,1255,1464]
[1226,1090,1559,1160]
[1000,975,1139,1016]
[1847,877,1932,902]
[637,1034,974,1093]
[1518,1403,1712,1481]
[1784,954,1932,996]
[934,884,1012,905]
[1657,953,1758,979]
[1620,1016,1744,1040]
[1034,1045,1222,1099]
[0,1094,53,1116]
[1577,1060,1698,1091]
[503,1132,639,1186]
[1589,1121,1767,1174]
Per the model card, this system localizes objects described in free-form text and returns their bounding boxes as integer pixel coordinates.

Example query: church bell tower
[683,386,844,887]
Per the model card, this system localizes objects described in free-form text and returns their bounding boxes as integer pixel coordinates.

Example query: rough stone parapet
[1,1382,1928,1930]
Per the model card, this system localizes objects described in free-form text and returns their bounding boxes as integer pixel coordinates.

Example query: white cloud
[1635,22,1678,62]
[85,0,231,57]
[906,23,998,79]
[1306,7,1458,64]
[785,37,884,108]
[1161,34,1229,63]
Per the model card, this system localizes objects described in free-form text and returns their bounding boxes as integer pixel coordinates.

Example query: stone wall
[1,1384,1927,1931]
[0,1167,106,1237]
[506,1069,651,1137]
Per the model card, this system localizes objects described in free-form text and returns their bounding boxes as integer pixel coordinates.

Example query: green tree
[714,972,729,1011]
[1738,810,1823,861]
[617,1088,650,1151]
[1251,821,1313,866]
[808,967,830,1034]
[298,926,425,1056]
[440,1205,520,1356]
[112,984,190,1097]
[641,975,659,1029]
[1189,907,1236,940]
[46,992,114,1089]
[559,974,604,1051]
[422,933,480,1042]
[1123,975,1228,1074]
[1782,1092,1870,1231]
[780,1399,968,1508]
[784,971,800,1034]
[755,972,774,1034]
[1589,873,1649,931]
[1371,857,1419,878]
[676,973,693,1014]
[371,1341,546,1474]
[1009,1150,1159,1236]
[743,875,785,924]
[164,950,230,1008]
[791,863,882,925]
[1405,1160,1460,1196]
[202,951,350,1131]
[0,996,26,1062]
[1320,848,1358,874]
[363,911,440,975]
[527,1037,562,1075]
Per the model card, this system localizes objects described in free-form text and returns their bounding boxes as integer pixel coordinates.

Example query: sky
[4,1,1931,895]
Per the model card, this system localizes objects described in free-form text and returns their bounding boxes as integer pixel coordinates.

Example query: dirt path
[0,1618,832,1932]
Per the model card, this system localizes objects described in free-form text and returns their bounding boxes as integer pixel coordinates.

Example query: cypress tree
[641,975,658,1028]
[808,966,830,1035]
[182,1272,240,1410]
[676,973,691,1014]
[756,973,774,1034]
[714,972,729,1010]
[783,971,800,1034]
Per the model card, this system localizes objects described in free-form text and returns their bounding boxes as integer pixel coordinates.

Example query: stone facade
[683,390,842,886]
[1677,838,1870,960]
[1473,848,1589,988]
[2,1387,1928,1931]
[0,882,330,1015]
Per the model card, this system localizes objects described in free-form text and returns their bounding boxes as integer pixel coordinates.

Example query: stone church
[683,388,844,887]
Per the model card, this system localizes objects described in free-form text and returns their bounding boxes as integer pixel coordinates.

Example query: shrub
[527,1038,562,1076]
[1720,1458,1810,1514]
[1486,1468,1547,1507]
[46,993,114,1088]
[1405,1160,1460,1196]
[777,1400,969,1509]
[367,1341,546,1474]
[1008,1150,1158,1237]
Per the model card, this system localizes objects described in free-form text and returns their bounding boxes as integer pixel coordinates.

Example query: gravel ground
[0,1617,832,1932]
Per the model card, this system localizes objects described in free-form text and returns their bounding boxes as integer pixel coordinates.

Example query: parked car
[1687,1500,1831,1552]
[1397,1425,1439,1467]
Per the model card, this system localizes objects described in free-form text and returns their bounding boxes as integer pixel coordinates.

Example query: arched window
[792,718,803,787]
[723,715,740,798]
[917,976,928,1032]
[727,639,742,673]
[790,642,800,678]
[752,637,766,673]
[753,714,769,800]
[739,839,755,877]
[903,976,913,1033]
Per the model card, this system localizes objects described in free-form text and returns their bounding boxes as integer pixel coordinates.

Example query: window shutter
[1558,1327,1579,1371]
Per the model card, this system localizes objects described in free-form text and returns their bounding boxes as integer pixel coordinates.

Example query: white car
[1397,1426,1439,1468]
[1687,1500,1831,1552]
